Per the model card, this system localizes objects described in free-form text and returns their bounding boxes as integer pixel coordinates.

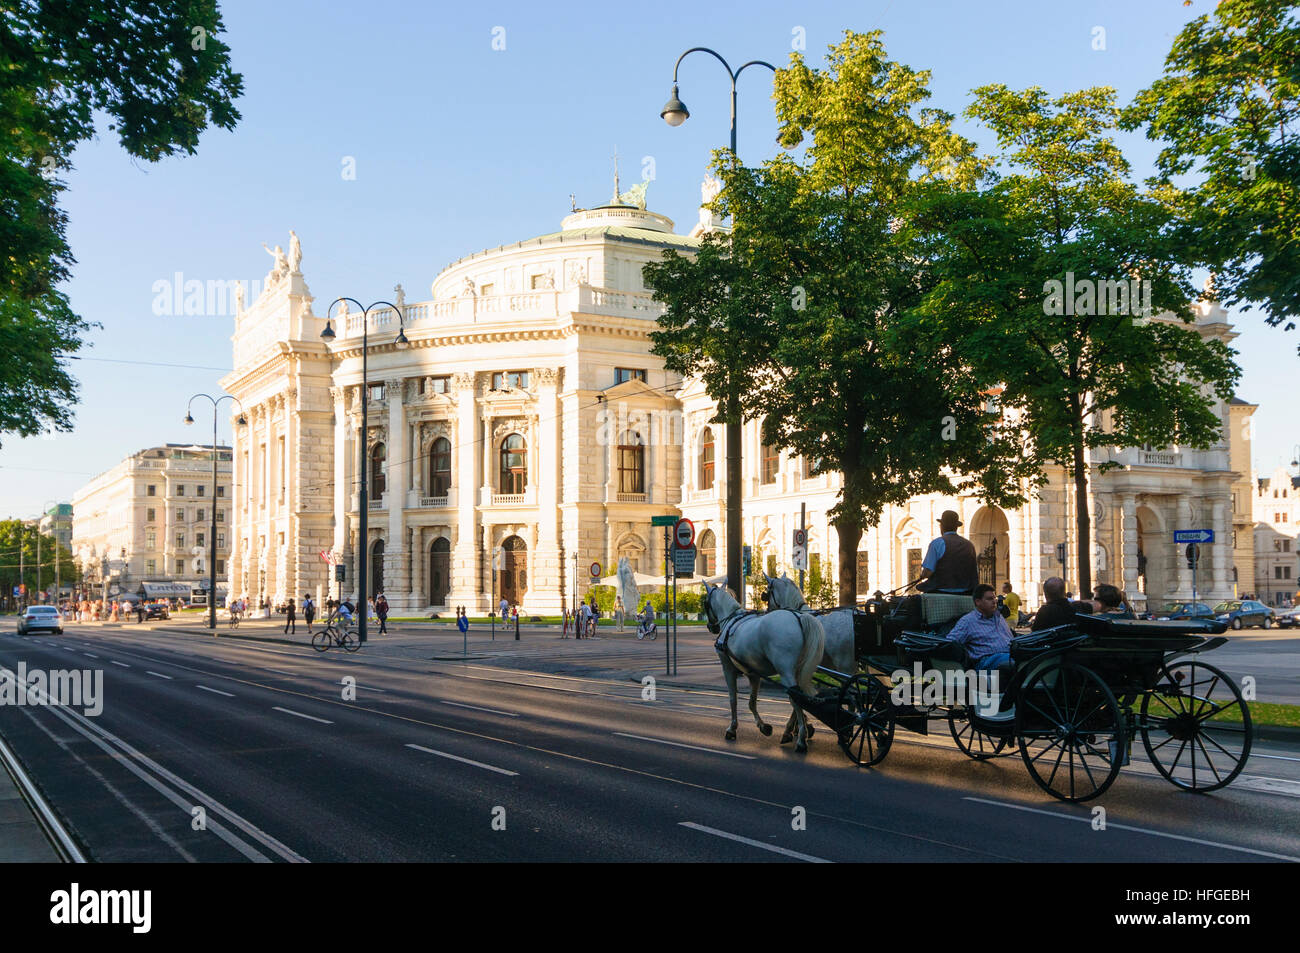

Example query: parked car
[1212,599,1275,630]
[144,602,170,620]
[1146,601,1215,621]
[1273,605,1300,629]
[17,605,63,635]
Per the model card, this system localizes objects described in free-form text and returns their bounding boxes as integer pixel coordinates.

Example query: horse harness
[715,607,803,678]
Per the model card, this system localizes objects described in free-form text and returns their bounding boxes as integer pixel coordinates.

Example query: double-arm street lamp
[660,47,776,604]
[185,394,247,630]
[321,298,409,646]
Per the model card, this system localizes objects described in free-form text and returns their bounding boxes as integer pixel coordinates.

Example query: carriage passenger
[945,584,1014,671]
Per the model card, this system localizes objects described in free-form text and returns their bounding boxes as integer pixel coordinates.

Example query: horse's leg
[719,653,739,741]
[747,675,772,736]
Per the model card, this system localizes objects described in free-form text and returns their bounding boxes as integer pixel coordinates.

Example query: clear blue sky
[2,0,1296,520]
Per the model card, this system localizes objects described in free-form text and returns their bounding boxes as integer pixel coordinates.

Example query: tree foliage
[646,31,1030,605]
[1123,0,1299,343]
[916,84,1240,596]
[0,1,244,442]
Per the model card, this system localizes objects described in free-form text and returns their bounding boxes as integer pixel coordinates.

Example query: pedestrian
[376,592,389,634]
[614,596,625,631]
[136,601,145,624]
[499,596,509,620]
[284,597,297,634]
[303,594,315,633]
[575,600,588,640]
[561,606,569,638]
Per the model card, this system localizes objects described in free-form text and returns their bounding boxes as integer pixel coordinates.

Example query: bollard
[514,612,520,640]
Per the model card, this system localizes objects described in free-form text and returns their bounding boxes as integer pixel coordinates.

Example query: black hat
[938,510,962,529]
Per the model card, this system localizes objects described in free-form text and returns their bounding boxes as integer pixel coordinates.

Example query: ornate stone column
[450,373,481,609]
[534,368,562,612]
[1121,495,1140,609]
[1211,497,1229,602]
[385,377,410,608]
[330,386,348,598]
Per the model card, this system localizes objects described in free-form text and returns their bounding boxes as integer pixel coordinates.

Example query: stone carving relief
[453,372,476,392]
[565,261,587,288]
[536,367,559,388]
[492,417,530,442]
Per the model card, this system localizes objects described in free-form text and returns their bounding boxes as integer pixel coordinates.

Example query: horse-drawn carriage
[790,590,1253,802]
[704,578,1253,803]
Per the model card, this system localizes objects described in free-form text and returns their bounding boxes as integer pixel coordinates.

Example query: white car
[17,605,63,635]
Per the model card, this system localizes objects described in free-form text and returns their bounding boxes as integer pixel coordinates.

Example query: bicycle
[636,618,657,641]
[228,608,241,628]
[312,612,360,653]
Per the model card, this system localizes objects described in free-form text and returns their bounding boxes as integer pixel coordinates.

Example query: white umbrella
[598,570,664,588]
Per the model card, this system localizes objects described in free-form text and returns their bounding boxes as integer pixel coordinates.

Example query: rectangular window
[216,510,224,523]
[177,485,185,497]
[197,485,205,497]
[177,508,185,521]
[146,559,156,575]
[761,444,779,485]
[1285,540,1292,553]
[529,274,547,290]
[479,283,494,296]
[278,435,286,504]
[176,559,184,574]
[146,508,156,522]
[216,559,224,574]
[176,532,185,548]
[615,367,647,385]
[147,485,156,496]
[197,508,205,522]
[766,554,777,576]
[197,533,205,547]
[146,530,156,549]
[492,371,529,390]
[278,532,285,546]
[1283,566,1293,579]
[369,383,385,401]
[217,485,225,498]
[429,375,450,394]
[217,534,225,548]
[857,551,870,592]
[1277,566,1286,579]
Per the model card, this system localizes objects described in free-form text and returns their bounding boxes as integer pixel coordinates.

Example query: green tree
[0,519,74,608]
[646,31,1029,607]
[0,1,244,443]
[916,85,1241,598]
[1123,0,1299,345]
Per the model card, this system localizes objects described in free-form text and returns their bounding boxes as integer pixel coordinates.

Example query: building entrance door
[500,535,527,607]
[429,537,450,607]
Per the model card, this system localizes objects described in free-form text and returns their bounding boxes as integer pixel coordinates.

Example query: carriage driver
[916,510,979,594]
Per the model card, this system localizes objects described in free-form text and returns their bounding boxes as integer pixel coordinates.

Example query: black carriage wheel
[837,674,894,767]
[1015,662,1125,803]
[949,706,1009,760]
[1141,660,1251,793]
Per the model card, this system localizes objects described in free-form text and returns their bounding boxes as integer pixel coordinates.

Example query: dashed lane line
[443,700,518,717]
[196,685,235,698]
[405,744,519,776]
[110,660,130,667]
[678,822,831,863]
[145,671,172,680]
[272,706,333,725]
[614,732,756,760]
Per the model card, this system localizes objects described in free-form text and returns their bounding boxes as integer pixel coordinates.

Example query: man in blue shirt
[916,510,978,594]
[946,584,1014,670]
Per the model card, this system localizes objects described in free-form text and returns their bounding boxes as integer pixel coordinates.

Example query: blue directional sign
[1174,529,1214,544]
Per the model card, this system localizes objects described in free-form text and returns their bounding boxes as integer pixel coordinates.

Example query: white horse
[764,573,857,676]
[704,581,825,753]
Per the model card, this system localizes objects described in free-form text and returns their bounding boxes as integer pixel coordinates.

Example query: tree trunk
[835,517,863,607]
[1072,432,1092,600]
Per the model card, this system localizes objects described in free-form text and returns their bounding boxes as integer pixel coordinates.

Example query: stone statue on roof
[619,181,649,210]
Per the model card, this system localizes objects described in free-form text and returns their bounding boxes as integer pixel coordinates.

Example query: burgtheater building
[223,186,1248,615]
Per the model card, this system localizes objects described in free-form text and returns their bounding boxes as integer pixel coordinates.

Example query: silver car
[17,606,63,635]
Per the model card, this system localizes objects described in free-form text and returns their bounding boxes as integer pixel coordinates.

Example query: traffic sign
[651,515,677,527]
[674,517,695,550]
[589,561,601,578]
[792,529,807,571]
[320,549,332,563]
[742,545,752,576]
[1174,529,1214,544]
[1185,543,1201,569]
[672,545,696,575]
[10,586,18,598]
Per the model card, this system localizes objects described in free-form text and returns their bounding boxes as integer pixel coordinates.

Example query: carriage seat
[921,593,975,627]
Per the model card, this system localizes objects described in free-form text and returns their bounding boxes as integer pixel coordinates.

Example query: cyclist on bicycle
[637,601,657,640]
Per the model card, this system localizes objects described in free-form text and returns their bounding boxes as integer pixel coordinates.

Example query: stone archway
[428,537,450,607]
[895,518,923,590]
[970,505,1011,589]
[370,539,385,597]
[500,535,527,607]
[1136,505,1168,604]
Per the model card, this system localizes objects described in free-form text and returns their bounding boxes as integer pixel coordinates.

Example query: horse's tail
[794,610,825,692]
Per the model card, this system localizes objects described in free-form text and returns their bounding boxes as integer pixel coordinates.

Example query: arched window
[699,427,714,490]
[371,539,385,595]
[698,529,716,577]
[429,437,451,497]
[499,434,527,494]
[370,443,386,497]
[618,430,645,494]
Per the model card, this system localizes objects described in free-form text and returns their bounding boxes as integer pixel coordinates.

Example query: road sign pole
[665,524,671,676]
[799,502,806,593]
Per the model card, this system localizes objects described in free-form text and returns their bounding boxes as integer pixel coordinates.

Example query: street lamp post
[320,298,409,646]
[186,394,247,630]
[660,47,776,606]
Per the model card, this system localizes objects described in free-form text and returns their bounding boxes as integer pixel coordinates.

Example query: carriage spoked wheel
[1015,662,1125,802]
[836,674,894,767]
[948,706,1009,760]
[1140,660,1251,793]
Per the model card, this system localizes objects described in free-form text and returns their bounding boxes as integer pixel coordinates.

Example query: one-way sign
[1173,529,1214,544]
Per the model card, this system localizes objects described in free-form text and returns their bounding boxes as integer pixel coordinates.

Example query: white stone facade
[72,445,232,598]
[1253,465,1300,606]
[223,205,1248,615]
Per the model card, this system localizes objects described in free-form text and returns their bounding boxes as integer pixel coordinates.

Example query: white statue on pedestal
[261,242,289,286]
[289,230,302,274]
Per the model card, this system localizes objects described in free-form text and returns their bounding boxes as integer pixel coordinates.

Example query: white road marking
[272,706,333,725]
[962,797,1300,862]
[443,700,518,717]
[678,822,831,863]
[110,660,130,668]
[196,685,235,698]
[1233,776,1300,798]
[613,732,756,760]
[83,653,98,658]
[1253,753,1300,763]
[145,671,172,679]
[405,744,519,776]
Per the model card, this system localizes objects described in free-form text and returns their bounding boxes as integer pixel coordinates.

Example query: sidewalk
[0,745,63,861]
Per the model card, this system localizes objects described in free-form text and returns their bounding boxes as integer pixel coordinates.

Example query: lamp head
[320,321,336,341]
[236,414,247,427]
[660,84,689,127]
[395,327,409,348]
[184,413,194,425]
